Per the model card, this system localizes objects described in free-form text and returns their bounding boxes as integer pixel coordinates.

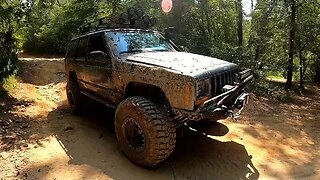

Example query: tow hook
[228,106,244,121]
[228,109,237,120]
[229,93,250,121]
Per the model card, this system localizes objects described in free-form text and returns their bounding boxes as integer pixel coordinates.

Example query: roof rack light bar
[78,6,157,34]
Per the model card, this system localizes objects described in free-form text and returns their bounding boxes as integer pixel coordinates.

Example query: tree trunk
[200,0,212,37]
[251,0,254,12]
[237,0,243,47]
[286,0,296,89]
[199,4,208,38]
[299,49,304,89]
[314,54,320,83]
[315,64,320,83]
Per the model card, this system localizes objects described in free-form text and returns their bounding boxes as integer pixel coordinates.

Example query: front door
[85,33,114,100]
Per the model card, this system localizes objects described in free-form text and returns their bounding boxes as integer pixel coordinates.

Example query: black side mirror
[164,27,175,40]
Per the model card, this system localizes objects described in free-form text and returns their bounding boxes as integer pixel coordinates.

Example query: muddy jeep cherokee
[65,29,253,167]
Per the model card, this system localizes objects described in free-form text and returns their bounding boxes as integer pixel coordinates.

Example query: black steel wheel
[122,117,145,152]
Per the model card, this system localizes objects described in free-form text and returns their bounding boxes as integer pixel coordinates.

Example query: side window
[77,37,88,58]
[67,40,78,58]
[88,34,106,53]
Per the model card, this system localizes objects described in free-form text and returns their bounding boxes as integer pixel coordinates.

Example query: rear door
[65,39,78,71]
[84,33,114,99]
[74,37,89,89]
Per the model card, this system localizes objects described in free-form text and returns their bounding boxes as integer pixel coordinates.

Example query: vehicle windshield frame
[104,30,176,58]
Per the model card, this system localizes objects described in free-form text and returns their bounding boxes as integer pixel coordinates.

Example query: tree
[286,0,296,89]
[10,0,320,90]
[1,0,30,83]
[23,0,99,54]
[236,0,243,47]
[295,0,320,88]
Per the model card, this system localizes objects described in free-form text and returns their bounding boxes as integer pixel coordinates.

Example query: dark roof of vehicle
[71,28,160,41]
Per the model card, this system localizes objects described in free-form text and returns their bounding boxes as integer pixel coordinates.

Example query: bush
[1,0,29,83]
[0,30,19,83]
[248,71,295,102]
[3,75,18,92]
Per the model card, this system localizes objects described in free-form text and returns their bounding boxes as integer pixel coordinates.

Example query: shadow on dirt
[170,127,259,180]
[24,102,259,180]
[0,87,36,151]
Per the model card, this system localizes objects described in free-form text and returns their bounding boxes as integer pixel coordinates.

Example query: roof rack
[79,6,157,34]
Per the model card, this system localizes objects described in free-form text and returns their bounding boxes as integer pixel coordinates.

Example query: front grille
[211,69,237,96]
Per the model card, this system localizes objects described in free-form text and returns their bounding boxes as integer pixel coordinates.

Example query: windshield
[105,31,176,57]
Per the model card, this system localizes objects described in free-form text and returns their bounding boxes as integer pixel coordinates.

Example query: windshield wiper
[119,50,144,54]
[120,49,171,54]
[153,49,170,52]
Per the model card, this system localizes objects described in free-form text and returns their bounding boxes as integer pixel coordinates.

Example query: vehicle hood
[125,52,237,78]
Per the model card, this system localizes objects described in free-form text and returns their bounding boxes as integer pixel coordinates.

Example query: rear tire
[115,96,176,167]
[66,80,84,114]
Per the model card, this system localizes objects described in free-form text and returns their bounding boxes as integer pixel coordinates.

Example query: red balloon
[161,0,173,13]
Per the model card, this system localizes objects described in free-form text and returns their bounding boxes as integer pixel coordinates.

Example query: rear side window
[88,34,106,53]
[77,37,88,57]
[67,40,78,58]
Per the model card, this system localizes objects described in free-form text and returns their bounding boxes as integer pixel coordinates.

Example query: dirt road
[0,57,319,180]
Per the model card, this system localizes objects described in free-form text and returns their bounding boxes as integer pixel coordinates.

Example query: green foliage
[248,74,295,102]
[0,29,18,83]
[23,0,99,54]
[3,75,18,92]
[4,0,319,93]
[1,0,29,83]
[244,0,319,88]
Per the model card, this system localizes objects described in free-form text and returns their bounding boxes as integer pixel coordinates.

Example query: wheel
[115,96,176,167]
[66,80,84,114]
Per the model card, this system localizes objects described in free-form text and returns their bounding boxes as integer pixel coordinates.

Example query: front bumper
[197,91,250,121]
[173,70,253,125]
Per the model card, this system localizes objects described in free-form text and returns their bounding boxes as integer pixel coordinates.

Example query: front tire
[115,96,176,167]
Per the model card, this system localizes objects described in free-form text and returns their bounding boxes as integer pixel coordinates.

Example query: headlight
[196,79,211,98]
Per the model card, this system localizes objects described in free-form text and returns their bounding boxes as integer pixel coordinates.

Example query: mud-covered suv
[65,28,252,167]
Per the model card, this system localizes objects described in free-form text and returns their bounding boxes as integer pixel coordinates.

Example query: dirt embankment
[0,57,319,180]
